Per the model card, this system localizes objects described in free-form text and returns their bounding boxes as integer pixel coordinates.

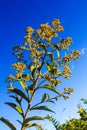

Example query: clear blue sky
[0,0,87,129]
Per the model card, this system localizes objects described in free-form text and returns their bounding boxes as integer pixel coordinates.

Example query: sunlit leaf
[57,50,60,58]
[45,62,51,71]
[37,84,59,94]
[20,80,26,89]
[30,66,36,72]
[8,87,29,102]
[0,117,16,130]
[5,102,23,116]
[25,122,42,129]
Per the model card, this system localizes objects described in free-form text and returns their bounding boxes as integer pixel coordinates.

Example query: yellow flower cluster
[25,27,34,43]
[26,27,34,33]
[15,73,22,79]
[63,55,72,61]
[73,50,80,60]
[63,66,71,74]
[63,66,71,79]
[37,23,58,41]
[33,58,39,64]
[69,88,74,92]
[11,62,26,71]
[15,73,31,81]
[52,19,60,27]
[58,25,64,31]
[6,74,15,81]
[78,107,84,113]
[64,87,74,93]
[30,48,37,57]
[52,19,64,32]
[62,37,72,50]
[22,74,31,80]
[56,69,61,75]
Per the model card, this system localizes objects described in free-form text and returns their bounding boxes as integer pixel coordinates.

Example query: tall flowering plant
[0,19,80,130]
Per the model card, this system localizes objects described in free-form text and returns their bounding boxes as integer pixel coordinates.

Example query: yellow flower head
[26,27,34,33]
[63,55,72,61]
[11,62,26,71]
[73,50,80,60]
[15,73,22,79]
[52,19,61,27]
[63,66,71,74]
[22,74,31,80]
[56,69,61,75]
[58,25,64,31]
[40,23,51,30]
[69,88,74,92]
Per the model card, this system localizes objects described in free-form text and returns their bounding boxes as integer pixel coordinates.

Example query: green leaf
[39,44,46,50]
[30,65,36,77]
[23,116,44,125]
[41,93,47,102]
[47,52,54,61]
[30,65,36,72]
[8,87,29,102]
[52,44,59,50]
[57,50,60,58]
[45,62,56,75]
[45,62,51,71]
[81,98,87,104]
[28,84,34,94]
[5,102,23,116]
[20,80,26,89]
[17,120,22,125]
[30,106,55,113]
[0,117,16,130]
[49,100,56,104]
[10,95,21,104]
[37,84,59,94]
[25,122,42,129]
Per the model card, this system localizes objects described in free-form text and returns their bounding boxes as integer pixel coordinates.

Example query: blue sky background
[0,0,87,129]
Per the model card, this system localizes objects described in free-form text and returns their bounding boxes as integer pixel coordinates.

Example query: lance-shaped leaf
[57,50,60,58]
[8,87,29,102]
[10,95,21,104]
[20,80,26,89]
[5,102,23,116]
[45,62,52,71]
[23,116,44,125]
[17,120,22,125]
[25,122,43,129]
[0,117,16,130]
[37,84,59,94]
[47,52,54,61]
[81,98,87,104]
[39,44,47,50]
[30,106,55,113]
[41,93,47,102]
[28,84,34,94]
[51,44,59,50]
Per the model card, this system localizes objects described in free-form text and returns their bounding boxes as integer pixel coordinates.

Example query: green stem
[21,81,37,130]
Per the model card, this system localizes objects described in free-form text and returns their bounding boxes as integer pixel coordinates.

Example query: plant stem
[21,81,37,130]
